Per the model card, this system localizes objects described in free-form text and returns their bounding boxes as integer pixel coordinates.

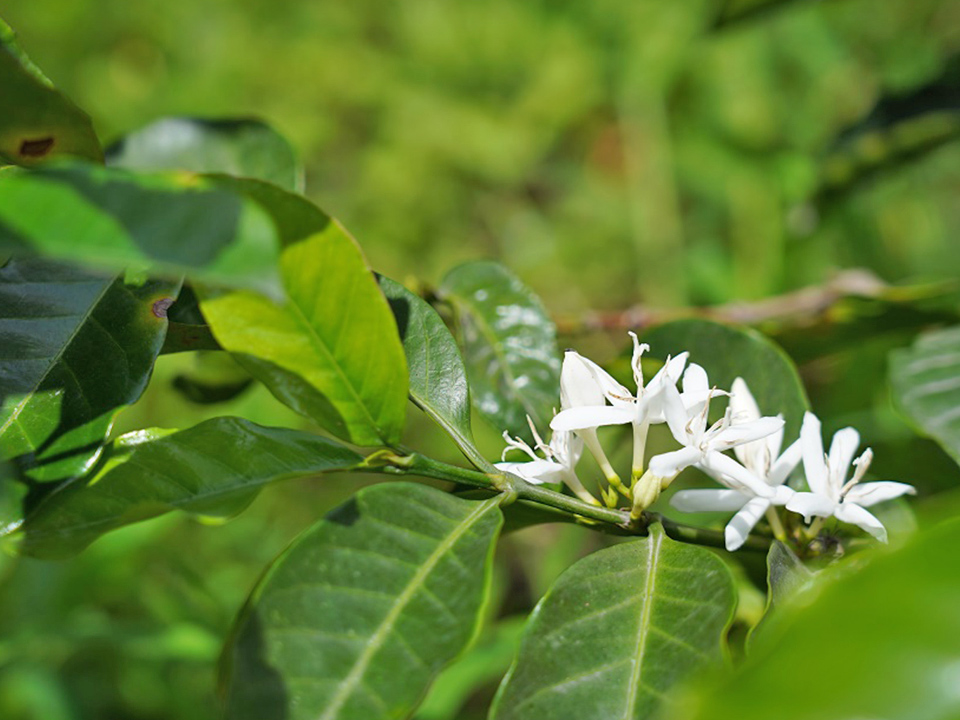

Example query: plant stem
[369,452,771,553]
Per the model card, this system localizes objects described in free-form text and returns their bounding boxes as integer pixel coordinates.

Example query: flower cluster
[495,336,916,551]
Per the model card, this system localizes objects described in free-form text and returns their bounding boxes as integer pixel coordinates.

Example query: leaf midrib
[317,496,497,720]
[284,282,387,444]
[623,528,662,718]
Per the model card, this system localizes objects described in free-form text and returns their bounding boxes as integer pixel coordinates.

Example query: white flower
[649,371,785,498]
[550,349,623,486]
[494,419,597,505]
[550,334,690,474]
[671,377,802,550]
[785,412,916,542]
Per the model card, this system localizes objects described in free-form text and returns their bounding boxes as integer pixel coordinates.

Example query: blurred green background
[2,0,960,718]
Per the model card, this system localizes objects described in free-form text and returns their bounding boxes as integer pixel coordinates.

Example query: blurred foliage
[2,0,960,718]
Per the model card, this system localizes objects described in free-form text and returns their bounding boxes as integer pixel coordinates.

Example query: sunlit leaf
[19,417,362,558]
[0,162,282,296]
[0,19,102,165]
[890,325,960,467]
[201,192,408,447]
[221,483,503,720]
[378,276,487,468]
[643,319,808,439]
[440,261,560,442]
[107,117,303,192]
[674,517,960,720]
[0,258,178,482]
[490,523,736,720]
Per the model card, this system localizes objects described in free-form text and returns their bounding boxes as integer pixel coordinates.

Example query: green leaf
[674,517,960,720]
[747,541,814,648]
[19,417,362,558]
[201,202,408,447]
[107,117,303,192]
[378,275,487,468]
[171,352,253,405]
[221,482,503,720]
[0,19,102,165]
[0,162,282,296]
[643,318,809,439]
[439,261,560,442]
[890,325,960,466]
[490,523,736,720]
[0,258,178,482]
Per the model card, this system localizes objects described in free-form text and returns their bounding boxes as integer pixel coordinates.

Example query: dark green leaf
[490,523,736,720]
[0,258,178,482]
[0,162,282,296]
[643,319,809,439]
[19,417,362,558]
[674,517,960,720]
[378,276,487,468]
[439,261,560,442]
[890,325,960,467]
[107,117,303,192]
[201,204,408,447]
[221,482,503,720]
[0,19,102,165]
[171,352,252,405]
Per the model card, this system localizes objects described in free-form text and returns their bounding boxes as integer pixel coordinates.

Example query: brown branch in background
[555,269,890,336]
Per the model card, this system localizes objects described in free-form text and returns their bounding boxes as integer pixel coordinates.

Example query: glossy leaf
[378,276,487,468]
[890,325,960,466]
[171,352,253,405]
[201,202,408,447]
[643,319,808,439]
[221,482,503,720]
[107,117,303,192]
[0,163,282,296]
[675,517,960,720]
[490,523,736,720]
[0,19,102,165]
[440,261,560,442]
[0,258,177,482]
[19,417,362,558]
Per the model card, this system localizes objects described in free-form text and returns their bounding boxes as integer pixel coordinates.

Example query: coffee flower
[671,378,802,550]
[786,412,916,542]
[494,420,598,505]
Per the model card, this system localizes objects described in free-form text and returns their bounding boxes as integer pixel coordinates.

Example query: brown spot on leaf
[19,137,55,158]
[152,298,175,318]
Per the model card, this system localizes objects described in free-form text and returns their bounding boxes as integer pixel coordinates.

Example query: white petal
[700,452,774,497]
[560,352,606,409]
[770,484,796,505]
[649,446,703,478]
[785,491,836,521]
[768,438,802,486]
[495,459,566,485]
[682,364,710,396]
[729,377,761,424]
[550,405,633,432]
[835,502,888,542]
[725,497,771,551]
[843,481,916,508]
[712,416,784,450]
[828,427,860,489]
[663,352,690,383]
[670,489,749,513]
[800,412,829,497]
[660,382,692,446]
[578,355,633,405]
